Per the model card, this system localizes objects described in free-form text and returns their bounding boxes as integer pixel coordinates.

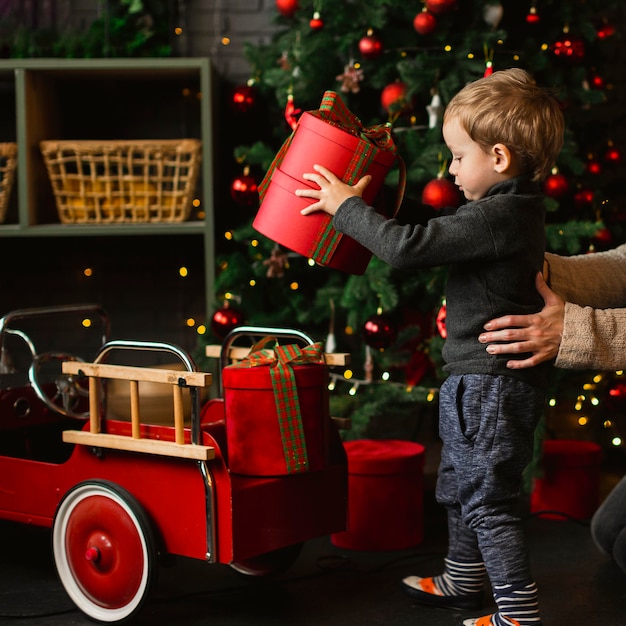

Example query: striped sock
[493,581,541,625]
[430,557,486,595]
[463,581,541,626]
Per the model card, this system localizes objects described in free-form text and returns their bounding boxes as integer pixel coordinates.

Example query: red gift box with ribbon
[222,342,330,476]
[253,91,404,275]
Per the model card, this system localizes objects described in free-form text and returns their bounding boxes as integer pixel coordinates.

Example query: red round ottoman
[531,439,602,520]
[331,439,425,551]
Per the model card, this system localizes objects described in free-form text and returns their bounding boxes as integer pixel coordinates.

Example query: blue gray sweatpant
[435,374,544,587]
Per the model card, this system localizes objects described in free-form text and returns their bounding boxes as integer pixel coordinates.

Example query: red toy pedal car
[0,305,348,623]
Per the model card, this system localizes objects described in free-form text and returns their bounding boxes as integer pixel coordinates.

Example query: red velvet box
[331,439,425,551]
[253,93,400,275]
[222,363,330,476]
[531,439,602,520]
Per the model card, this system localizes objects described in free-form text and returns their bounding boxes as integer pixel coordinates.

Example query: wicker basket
[40,139,202,224]
[0,142,17,224]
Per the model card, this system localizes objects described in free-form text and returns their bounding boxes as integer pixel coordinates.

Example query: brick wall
[185,0,278,83]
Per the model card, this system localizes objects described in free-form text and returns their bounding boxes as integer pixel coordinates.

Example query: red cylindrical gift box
[531,439,602,520]
[254,95,399,275]
[222,363,329,476]
[331,439,425,551]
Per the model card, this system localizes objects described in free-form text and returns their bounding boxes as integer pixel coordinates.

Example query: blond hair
[443,68,564,182]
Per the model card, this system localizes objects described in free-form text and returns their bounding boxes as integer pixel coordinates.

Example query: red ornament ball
[276,0,298,18]
[421,177,461,210]
[413,10,437,35]
[381,81,409,114]
[526,8,540,24]
[592,227,613,248]
[230,84,257,114]
[309,12,324,30]
[586,160,602,176]
[604,146,621,164]
[543,173,569,198]
[425,0,457,15]
[607,380,626,411]
[574,188,594,209]
[358,33,383,60]
[550,35,585,63]
[211,305,245,339]
[590,74,605,90]
[230,173,259,207]
[362,314,397,350]
[597,23,616,39]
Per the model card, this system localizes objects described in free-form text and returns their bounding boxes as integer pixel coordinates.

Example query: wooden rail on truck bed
[61,362,214,461]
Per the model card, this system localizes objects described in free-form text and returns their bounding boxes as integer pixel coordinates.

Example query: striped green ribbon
[230,342,324,473]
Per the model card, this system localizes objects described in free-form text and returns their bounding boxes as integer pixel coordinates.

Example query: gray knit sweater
[333,176,549,387]
[546,244,626,370]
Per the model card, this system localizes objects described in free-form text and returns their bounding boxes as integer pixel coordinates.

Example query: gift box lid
[222,362,327,390]
[344,439,425,475]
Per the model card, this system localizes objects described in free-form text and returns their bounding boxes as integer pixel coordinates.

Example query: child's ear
[492,143,513,173]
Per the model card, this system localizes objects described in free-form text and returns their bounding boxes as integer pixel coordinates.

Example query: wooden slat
[62,362,211,387]
[205,345,350,366]
[63,430,215,461]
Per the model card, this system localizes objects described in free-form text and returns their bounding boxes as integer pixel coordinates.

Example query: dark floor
[2,486,626,626]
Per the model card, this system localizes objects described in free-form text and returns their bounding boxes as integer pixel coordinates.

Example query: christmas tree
[205,0,626,444]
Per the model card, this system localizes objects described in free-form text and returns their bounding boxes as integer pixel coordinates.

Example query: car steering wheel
[28,352,91,419]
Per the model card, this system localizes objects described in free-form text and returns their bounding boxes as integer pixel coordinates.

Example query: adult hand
[478,272,565,369]
[296,164,371,216]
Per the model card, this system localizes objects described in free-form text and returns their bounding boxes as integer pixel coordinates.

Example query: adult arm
[480,244,626,370]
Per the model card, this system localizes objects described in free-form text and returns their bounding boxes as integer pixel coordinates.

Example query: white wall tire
[52,481,156,624]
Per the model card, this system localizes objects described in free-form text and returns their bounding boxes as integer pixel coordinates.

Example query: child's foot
[401,575,483,610]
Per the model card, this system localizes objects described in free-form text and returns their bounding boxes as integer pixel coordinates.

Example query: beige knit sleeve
[556,302,626,370]
[546,244,626,309]
[546,244,626,370]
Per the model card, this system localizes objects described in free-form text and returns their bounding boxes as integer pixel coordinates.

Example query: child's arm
[295,164,372,216]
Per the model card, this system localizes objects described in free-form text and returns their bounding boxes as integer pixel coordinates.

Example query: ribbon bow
[233,341,324,473]
[313,91,397,156]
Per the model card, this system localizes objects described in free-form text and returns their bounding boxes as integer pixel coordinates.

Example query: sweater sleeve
[546,244,626,370]
[333,196,498,270]
[546,244,626,308]
[556,302,626,370]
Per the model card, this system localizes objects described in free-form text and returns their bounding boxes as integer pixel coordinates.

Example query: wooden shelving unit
[0,57,215,314]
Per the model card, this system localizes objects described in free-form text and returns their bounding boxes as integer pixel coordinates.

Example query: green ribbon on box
[230,342,325,473]
[258,91,397,266]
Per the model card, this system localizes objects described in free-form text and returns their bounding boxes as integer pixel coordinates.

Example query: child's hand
[296,164,371,216]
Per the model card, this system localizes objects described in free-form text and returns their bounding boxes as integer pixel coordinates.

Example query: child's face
[443,117,506,201]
